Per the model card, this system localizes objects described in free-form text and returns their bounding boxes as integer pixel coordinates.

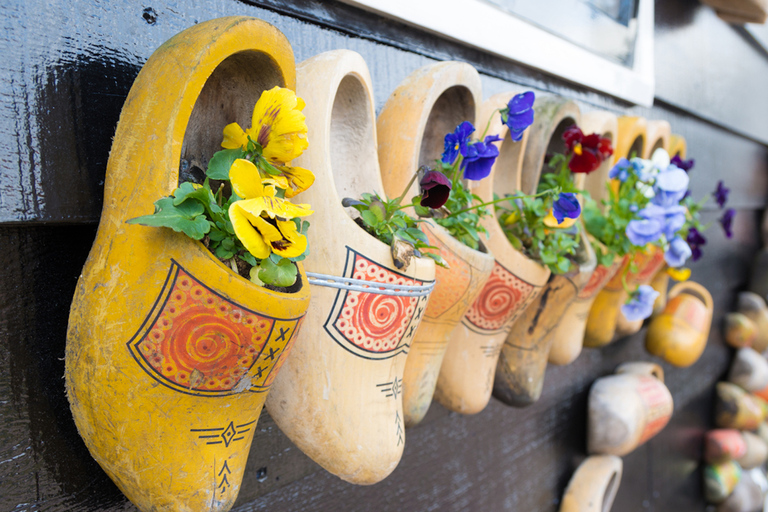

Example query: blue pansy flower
[626,218,663,246]
[609,158,632,182]
[665,236,692,267]
[502,91,535,141]
[621,285,660,322]
[552,192,581,224]
[652,167,689,207]
[441,121,475,165]
[462,135,502,180]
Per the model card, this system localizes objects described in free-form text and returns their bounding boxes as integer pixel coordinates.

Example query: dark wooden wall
[1,0,766,510]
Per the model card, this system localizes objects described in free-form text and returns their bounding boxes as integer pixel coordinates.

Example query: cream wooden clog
[559,455,623,512]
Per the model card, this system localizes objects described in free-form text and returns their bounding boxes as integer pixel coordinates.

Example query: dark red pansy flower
[419,170,452,208]
[562,125,613,174]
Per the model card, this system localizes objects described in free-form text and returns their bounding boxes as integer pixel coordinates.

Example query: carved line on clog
[322,247,432,360]
[190,418,256,447]
[127,260,305,397]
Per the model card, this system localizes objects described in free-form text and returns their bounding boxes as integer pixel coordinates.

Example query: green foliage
[432,179,489,250]
[258,255,298,288]
[127,196,211,240]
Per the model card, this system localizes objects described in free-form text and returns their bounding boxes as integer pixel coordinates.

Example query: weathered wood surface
[1,0,767,510]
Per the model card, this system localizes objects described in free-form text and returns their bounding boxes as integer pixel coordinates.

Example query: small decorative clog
[736,432,768,470]
[65,18,309,511]
[265,50,436,485]
[704,461,742,504]
[435,92,550,416]
[728,347,768,393]
[559,455,622,512]
[377,61,495,427]
[645,280,713,367]
[715,383,766,430]
[587,362,673,456]
[737,292,768,353]
[725,313,758,349]
[549,111,621,366]
[716,468,765,512]
[706,429,749,464]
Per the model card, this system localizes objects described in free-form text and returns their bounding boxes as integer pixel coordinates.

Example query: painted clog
[706,429,749,464]
[435,92,550,415]
[65,18,309,512]
[549,111,621,366]
[715,382,766,430]
[587,362,673,456]
[265,51,436,485]
[725,313,758,349]
[559,455,622,512]
[705,461,743,504]
[645,281,713,367]
[728,347,768,393]
[493,97,598,406]
[737,292,768,353]
[377,61,495,427]
[717,468,765,512]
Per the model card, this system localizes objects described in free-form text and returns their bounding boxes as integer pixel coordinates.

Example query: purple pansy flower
[686,227,707,261]
[503,91,535,141]
[419,170,452,208]
[626,218,663,246]
[665,236,692,267]
[652,167,689,207]
[621,285,660,322]
[609,158,632,182]
[441,121,474,165]
[637,203,686,240]
[671,154,695,172]
[462,135,502,180]
[714,180,730,209]
[720,208,736,238]
[552,192,581,223]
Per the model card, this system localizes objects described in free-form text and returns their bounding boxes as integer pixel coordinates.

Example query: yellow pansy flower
[542,211,578,229]
[666,266,691,282]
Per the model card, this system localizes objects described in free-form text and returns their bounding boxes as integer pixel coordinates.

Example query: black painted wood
[0,0,766,510]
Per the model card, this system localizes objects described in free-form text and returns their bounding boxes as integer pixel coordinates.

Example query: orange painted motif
[664,294,709,330]
[636,375,672,444]
[464,261,536,333]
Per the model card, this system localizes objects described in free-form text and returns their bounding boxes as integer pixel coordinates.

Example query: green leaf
[424,251,449,268]
[239,253,258,266]
[361,209,380,229]
[206,148,244,180]
[258,257,298,287]
[127,197,211,240]
[215,245,235,260]
[405,227,429,244]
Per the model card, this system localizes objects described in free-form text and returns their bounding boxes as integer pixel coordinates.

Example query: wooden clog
[377,61,495,426]
[265,51,436,485]
[717,469,765,512]
[715,382,766,430]
[668,134,687,159]
[493,97,598,406]
[736,432,768,470]
[587,362,673,456]
[550,111,620,366]
[729,347,768,393]
[559,455,622,512]
[738,292,768,353]
[704,461,743,504]
[725,313,758,349]
[435,92,550,415]
[706,429,749,464]
[613,116,647,164]
[643,120,671,159]
[645,281,713,367]
[65,18,309,511]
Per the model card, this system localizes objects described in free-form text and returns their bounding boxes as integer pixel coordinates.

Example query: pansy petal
[222,123,249,150]
[229,159,265,199]
[274,164,316,198]
[274,219,308,258]
[651,148,671,171]
[251,86,309,164]
[230,202,271,259]
[507,91,535,113]
[238,196,314,220]
[505,108,534,130]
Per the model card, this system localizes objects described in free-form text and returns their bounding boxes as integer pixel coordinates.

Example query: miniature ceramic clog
[716,468,765,512]
[65,18,310,511]
[645,281,713,367]
[265,50,436,485]
[492,96,598,406]
[705,461,743,504]
[725,313,758,349]
[728,347,768,393]
[587,362,673,456]
[736,432,768,469]
[715,383,766,430]
[549,111,621,366]
[559,455,622,512]
[434,92,550,416]
[377,61,495,427]
[737,292,768,353]
[706,430,749,464]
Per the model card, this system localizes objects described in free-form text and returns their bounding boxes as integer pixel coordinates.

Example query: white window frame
[338,0,655,106]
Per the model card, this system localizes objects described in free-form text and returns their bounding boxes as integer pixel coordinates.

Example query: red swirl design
[465,262,534,332]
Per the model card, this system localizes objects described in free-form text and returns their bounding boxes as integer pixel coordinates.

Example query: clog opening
[679,288,707,305]
[418,86,475,168]
[650,137,665,155]
[601,471,619,512]
[628,135,644,160]
[180,51,285,184]
[524,117,576,195]
[330,74,379,210]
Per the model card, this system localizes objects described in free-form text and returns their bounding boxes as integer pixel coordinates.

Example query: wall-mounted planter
[493,96,598,407]
[65,18,309,512]
[645,281,713,367]
[549,111,621,366]
[587,362,673,456]
[558,455,622,512]
[435,92,550,416]
[377,61,495,427]
[265,51,436,485]
[715,382,766,430]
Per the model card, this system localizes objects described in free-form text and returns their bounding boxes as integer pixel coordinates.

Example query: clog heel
[559,455,623,512]
[645,280,713,367]
[265,50,436,484]
[549,111,622,366]
[493,96,597,407]
[434,92,550,415]
[377,61,495,427]
[65,17,308,511]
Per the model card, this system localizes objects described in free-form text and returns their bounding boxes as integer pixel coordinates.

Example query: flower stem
[451,189,555,216]
[393,171,420,207]
[480,108,502,139]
